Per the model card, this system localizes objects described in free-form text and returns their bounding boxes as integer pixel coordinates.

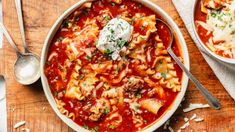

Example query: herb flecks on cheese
[97,18,133,60]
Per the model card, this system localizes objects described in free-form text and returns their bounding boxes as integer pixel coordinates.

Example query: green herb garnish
[231,29,235,35]
[104,49,112,55]
[91,126,99,132]
[140,26,145,31]
[53,91,58,96]
[109,125,116,129]
[63,21,69,28]
[211,12,217,18]
[111,2,115,6]
[161,72,167,79]
[83,125,89,129]
[130,18,135,25]
[94,40,98,46]
[86,55,92,62]
[143,120,147,123]
[103,107,110,114]
[136,94,141,99]
[117,39,126,48]
[104,15,110,21]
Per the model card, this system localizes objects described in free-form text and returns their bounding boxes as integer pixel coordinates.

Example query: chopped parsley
[53,91,58,96]
[91,126,99,132]
[56,37,64,42]
[211,12,217,18]
[104,15,110,21]
[130,18,135,25]
[109,125,116,129]
[79,75,85,80]
[110,29,115,34]
[83,125,89,129]
[140,26,145,31]
[117,39,126,48]
[143,120,148,123]
[111,2,116,6]
[104,49,112,55]
[103,107,110,114]
[62,21,69,28]
[161,72,167,79]
[94,40,98,46]
[114,68,119,75]
[86,55,92,62]
[136,94,141,99]
[141,37,146,40]
[231,29,235,35]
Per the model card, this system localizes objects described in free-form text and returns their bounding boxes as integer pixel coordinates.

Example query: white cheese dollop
[96,18,133,60]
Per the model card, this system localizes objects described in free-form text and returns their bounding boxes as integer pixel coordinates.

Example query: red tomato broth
[194,1,231,58]
[45,0,183,131]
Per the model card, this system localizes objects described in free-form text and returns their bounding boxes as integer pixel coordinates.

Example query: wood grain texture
[2,0,235,132]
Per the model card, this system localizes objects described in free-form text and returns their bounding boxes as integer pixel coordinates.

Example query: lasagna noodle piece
[139,99,163,114]
[129,14,157,49]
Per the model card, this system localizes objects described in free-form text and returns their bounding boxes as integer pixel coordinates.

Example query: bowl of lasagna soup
[193,0,235,64]
[41,0,190,131]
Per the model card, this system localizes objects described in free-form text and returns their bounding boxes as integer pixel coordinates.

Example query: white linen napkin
[172,0,235,100]
[0,0,7,132]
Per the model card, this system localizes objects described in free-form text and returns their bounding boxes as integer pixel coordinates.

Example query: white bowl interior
[40,0,190,131]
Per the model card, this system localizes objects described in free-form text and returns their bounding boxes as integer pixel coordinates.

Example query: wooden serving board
[2,0,235,131]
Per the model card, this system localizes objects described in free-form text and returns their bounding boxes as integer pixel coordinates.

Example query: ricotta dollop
[96,18,133,60]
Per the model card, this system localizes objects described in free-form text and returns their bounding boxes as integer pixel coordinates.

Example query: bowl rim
[192,0,235,65]
[40,0,190,131]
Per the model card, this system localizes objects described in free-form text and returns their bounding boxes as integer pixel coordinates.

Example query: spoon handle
[167,48,221,110]
[15,0,30,53]
[0,22,22,56]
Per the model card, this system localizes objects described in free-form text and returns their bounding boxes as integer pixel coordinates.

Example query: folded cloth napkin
[172,0,235,100]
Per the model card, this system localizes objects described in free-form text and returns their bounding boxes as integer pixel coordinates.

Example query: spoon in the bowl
[156,18,221,110]
[0,23,40,85]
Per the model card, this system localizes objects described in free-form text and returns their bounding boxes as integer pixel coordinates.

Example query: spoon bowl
[14,53,40,85]
[0,22,40,85]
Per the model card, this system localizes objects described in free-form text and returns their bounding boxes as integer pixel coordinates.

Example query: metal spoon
[15,0,30,53]
[0,23,40,85]
[156,18,221,110]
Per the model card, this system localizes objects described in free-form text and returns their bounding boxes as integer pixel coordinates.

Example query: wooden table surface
[1,0,235,132]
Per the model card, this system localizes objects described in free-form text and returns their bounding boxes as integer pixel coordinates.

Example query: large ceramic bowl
[40,0,190,131]
[192,0,235,65]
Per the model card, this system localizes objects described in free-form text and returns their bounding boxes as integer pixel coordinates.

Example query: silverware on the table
[0,75,5,100]
[0,74,7,132]
[0,0,40,85]
[156,18,221,110]
[0,23,40,85]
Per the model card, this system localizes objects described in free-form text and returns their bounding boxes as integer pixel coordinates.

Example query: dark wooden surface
[2,0,235,132]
